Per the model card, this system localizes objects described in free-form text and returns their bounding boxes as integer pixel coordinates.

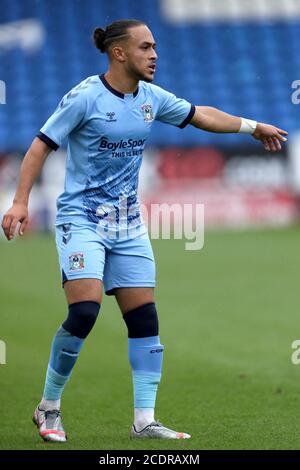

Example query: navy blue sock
[123,303,163,409]
[43,302,100,400]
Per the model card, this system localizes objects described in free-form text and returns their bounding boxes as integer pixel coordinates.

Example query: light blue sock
[43,365,70,401]
[43,326,84,400]
[128,336,164,408]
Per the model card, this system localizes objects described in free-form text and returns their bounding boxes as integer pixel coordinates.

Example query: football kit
[38,74,195,292]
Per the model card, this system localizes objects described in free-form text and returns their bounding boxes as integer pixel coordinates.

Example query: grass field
[1,226,300,450]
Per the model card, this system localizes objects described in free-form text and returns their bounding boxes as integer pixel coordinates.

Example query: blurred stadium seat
[0,0,299,230]
[0,0,299,149]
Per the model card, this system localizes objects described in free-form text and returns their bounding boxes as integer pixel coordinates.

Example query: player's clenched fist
[1,203,28,240]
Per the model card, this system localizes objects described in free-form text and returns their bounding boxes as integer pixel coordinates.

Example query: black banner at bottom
[1,450,300,466]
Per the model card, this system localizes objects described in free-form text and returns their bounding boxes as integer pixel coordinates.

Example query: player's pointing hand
[252,123,288,152]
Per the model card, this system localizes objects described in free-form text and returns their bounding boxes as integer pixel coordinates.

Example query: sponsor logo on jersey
[98,136,146,151]
[69,253,84,271]
[141,103,154,122]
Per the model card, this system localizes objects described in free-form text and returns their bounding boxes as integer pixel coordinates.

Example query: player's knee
[62,301,100,339]
[123,302,158,338]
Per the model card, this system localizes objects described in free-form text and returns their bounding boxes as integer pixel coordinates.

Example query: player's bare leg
[115,287,191,439]
[115,287,154,313]
[64,278,102,305]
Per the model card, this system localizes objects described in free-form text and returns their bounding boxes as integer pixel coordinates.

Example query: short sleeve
[154,86,195,128]
[38,88,87,150]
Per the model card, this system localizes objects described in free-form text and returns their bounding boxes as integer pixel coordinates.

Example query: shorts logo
[69,253,84,271]
[141,104,154,122]
[62,223,72,245]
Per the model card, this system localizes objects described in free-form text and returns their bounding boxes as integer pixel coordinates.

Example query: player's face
[124,25,157,82]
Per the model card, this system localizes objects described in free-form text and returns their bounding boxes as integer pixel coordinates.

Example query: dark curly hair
[93,19,146,54]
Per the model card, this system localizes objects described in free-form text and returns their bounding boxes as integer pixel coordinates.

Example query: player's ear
[111,46,126,62]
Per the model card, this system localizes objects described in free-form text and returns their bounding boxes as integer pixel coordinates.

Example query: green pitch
[0,226,300,450]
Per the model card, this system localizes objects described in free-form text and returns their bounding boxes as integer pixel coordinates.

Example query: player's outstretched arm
[190,106,288,152]
[1,138,52,241]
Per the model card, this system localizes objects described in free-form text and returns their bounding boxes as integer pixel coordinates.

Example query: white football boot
[32,406,67,442]
[130,420,191,439]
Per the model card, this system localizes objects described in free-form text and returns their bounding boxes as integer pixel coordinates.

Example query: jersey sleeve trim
[178,104,196,129]
[37,132,59,151]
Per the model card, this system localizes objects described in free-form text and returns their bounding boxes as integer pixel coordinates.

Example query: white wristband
[239,118,257,134]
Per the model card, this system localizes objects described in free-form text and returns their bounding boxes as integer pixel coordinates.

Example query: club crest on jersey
[141,104,154,122]
[69,253,84,271]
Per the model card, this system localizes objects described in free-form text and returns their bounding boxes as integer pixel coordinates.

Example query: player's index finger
[1,214,12,230]
[277,128,288,135]
[276,133,287,142]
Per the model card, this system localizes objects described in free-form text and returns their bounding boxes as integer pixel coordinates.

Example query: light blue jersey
[39,74,195,230]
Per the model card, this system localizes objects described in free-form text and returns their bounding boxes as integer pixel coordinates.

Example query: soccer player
[1,19,287,442]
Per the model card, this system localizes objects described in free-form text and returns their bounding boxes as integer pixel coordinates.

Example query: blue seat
[0,0,298,150]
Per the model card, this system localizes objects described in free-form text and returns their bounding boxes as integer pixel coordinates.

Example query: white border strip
[162,0,300,22]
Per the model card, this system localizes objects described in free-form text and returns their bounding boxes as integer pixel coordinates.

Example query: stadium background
[0,0,300,450]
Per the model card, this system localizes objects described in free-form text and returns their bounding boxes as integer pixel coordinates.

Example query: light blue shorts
[55,221,156,295]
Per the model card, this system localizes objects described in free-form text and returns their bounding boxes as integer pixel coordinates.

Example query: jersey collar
[99,74,139,99]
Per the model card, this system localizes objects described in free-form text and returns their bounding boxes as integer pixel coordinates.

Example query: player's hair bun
[93,27,106,53]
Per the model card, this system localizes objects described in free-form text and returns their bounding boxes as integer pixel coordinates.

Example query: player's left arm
[190,106,288,152]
